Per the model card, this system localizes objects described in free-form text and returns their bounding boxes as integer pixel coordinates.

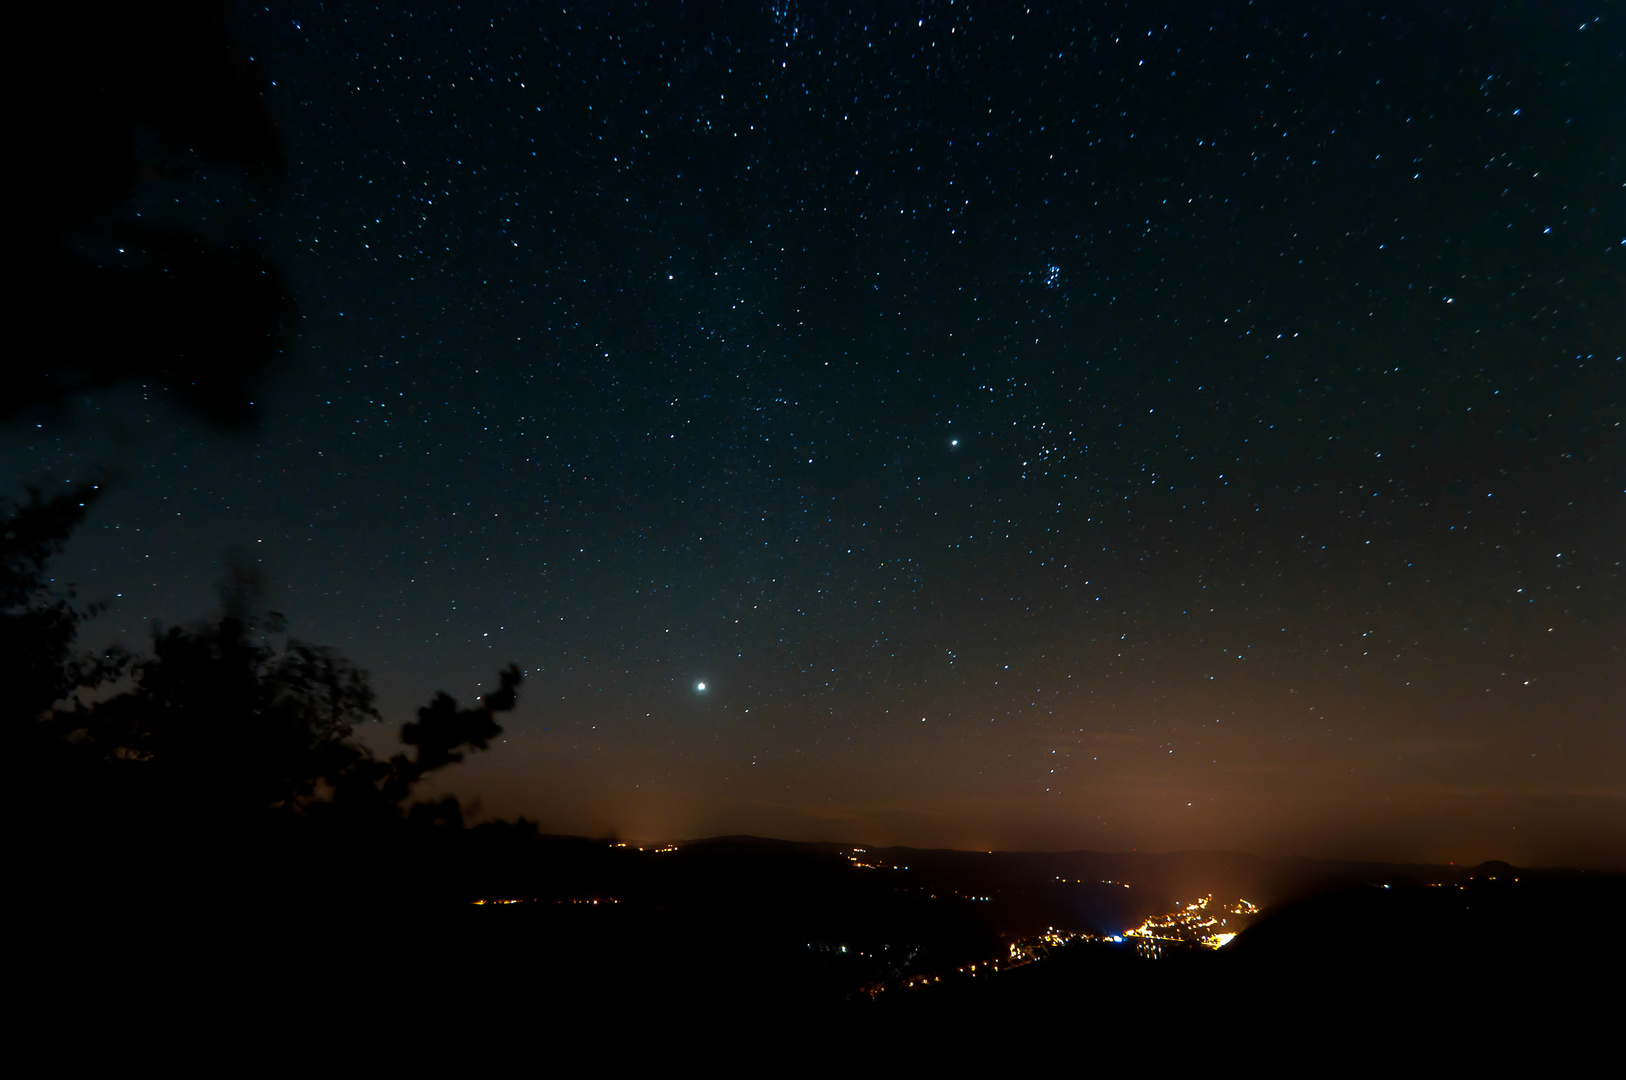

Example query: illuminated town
[872,895,1267,994]
[869,926,1102,995]
[1122,895,1260,956]
[470,897,617,905]
[455,839,1551,1007]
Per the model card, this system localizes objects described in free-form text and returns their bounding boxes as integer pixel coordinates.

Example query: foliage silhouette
[5,10,546,989]
[0,487,125,732]
[6,488,525,905]
[12,1,292,427]
[6,3,524,908]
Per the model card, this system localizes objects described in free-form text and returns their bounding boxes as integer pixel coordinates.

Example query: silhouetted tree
[5,8,535,939]
[12,1,292,427]
[0,486,125,732]
[6,490,522,841]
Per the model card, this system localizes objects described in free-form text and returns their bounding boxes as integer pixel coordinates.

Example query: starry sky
[9,1,1624,866]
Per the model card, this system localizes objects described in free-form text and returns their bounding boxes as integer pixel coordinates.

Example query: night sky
[10,2,1624,866]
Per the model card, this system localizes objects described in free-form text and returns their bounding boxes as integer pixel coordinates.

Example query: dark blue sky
[9,1,1623,864]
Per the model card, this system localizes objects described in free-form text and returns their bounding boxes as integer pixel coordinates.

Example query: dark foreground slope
[17,833,1621,1058]
[876,866,1624,1058]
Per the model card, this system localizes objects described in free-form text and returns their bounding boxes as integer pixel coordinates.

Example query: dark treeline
[13,1,290,428]
[5,4,557,1035]
[6,1,533,909]
[5,484,528,913]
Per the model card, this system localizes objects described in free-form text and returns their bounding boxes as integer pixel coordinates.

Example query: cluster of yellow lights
[1005,926,1091,965]
[867,926,1100,996]
[846,847,908,871]
[900,974,944,989]
[1123,894,1253,951]
[470,897,618,906]
[874,891,1267,995]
